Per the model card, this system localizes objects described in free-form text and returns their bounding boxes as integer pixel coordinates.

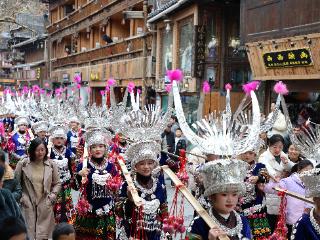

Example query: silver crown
[281,95,320,164]
[15,116,29,126]
[200,159,248,197]
[84,128,112,147]
[125,140,161,168]
[49,124,68,139]
[120,103,173,142]
[172,80,261,156]
[300,168,320,198]
[32,120,49,134]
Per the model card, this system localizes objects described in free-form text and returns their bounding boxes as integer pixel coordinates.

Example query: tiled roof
[11,13,46,39]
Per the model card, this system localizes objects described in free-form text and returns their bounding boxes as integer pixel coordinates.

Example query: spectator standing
[14,138,61,239]
[0,149,21,202]
[169,115,179,134]
[258,134,294,232]
[0,166,25,229]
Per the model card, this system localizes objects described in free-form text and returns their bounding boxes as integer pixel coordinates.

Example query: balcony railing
[48,0,142,35]
[52,34,152,69]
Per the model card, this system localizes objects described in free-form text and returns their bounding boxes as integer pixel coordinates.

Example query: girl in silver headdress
[187,160,252,240]
[290,167,320,240]
[116,140,168,240]
[49,125,76,224]
[75,128,120,240]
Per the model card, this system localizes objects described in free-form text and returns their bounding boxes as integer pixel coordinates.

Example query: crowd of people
[0,74,319,240]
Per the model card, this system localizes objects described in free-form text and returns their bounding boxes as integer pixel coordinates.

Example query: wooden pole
[161,165,230,240]
[161,150,207,161]
[273,187,314,204]
[118,158,143,207]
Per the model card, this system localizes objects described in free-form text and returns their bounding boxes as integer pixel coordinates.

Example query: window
[203,10,219,59]
[229,68,252,91]
[160,28,173,81]
[178,18,194,76]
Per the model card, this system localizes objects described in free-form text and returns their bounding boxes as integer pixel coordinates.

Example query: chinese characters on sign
[263,48,313,68]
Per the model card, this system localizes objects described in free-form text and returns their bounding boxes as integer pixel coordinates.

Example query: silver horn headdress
[172,80,261,156]
[120,99,173,142]
[280,83,320,164]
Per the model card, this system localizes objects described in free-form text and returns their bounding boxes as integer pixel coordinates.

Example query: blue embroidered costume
[50,146,76,223]
[116,173,168,240]
[75,158,118,240]
[291,210,320,240]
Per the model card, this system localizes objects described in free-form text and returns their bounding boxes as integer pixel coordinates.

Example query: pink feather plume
[127,82,135,93]
[165,84,172,92]
[107,78,116,86]
[273,81,289,95]
[202,81,211,93]
[137,89,141,94]
[166,69,183,82]
[73,75,81,84]
[100,90,105,96]
[242,81,260,95]
[225,83,232,91]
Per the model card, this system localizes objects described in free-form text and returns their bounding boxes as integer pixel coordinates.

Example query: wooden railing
[51,34,152,69]
[48,0,142,35]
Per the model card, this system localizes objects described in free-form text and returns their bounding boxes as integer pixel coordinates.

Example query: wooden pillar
[130,19,135,37]
[264,80,272,115]
[90,28,94,49]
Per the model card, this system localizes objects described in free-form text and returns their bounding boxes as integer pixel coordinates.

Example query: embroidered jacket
[291,212,320,240]
[116,174,168,240]
[77,160,118,213]
[187,212,252,240]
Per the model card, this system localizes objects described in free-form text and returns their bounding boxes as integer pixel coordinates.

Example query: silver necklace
[88,159,108,171]
[209,209,243,237]
[310,208,320,236]
[134,175,158,199]
[52,146,66,158]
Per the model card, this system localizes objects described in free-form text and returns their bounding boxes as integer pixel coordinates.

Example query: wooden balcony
[51,34,152,69]
[48,0,142,36]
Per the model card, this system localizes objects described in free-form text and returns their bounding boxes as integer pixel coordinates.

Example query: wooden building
[9,13,49,88]
[241,0,320,122]
[148,0,250,121]
[44,0,153,105]
[0,33,15,87]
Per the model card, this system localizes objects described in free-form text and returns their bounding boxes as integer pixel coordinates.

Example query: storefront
[149,0,249,121]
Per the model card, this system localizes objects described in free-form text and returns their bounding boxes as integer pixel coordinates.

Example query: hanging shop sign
[263,48,313,68]
[62,73,70,82]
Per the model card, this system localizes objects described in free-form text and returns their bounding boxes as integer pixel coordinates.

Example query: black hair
[0,165,4,180]
[268,134,285,146]
[290,160,313,175]
[52,223,75,240]
[171,115,178,122]
[0,149,6,163]
[28,138,48,162]
[176,128,182,132]
[0,216,27,240]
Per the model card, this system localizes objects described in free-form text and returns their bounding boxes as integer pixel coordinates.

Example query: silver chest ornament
[53,157,71,183]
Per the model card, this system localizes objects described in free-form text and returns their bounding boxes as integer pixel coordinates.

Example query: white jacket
[267,112,287,137]
[259,149,294,215]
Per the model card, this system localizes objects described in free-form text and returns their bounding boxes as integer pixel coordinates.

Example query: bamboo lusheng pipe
[162,165,230,240]
[161,150,208,161]
[117,157,143,207]
[273,186,314,204]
